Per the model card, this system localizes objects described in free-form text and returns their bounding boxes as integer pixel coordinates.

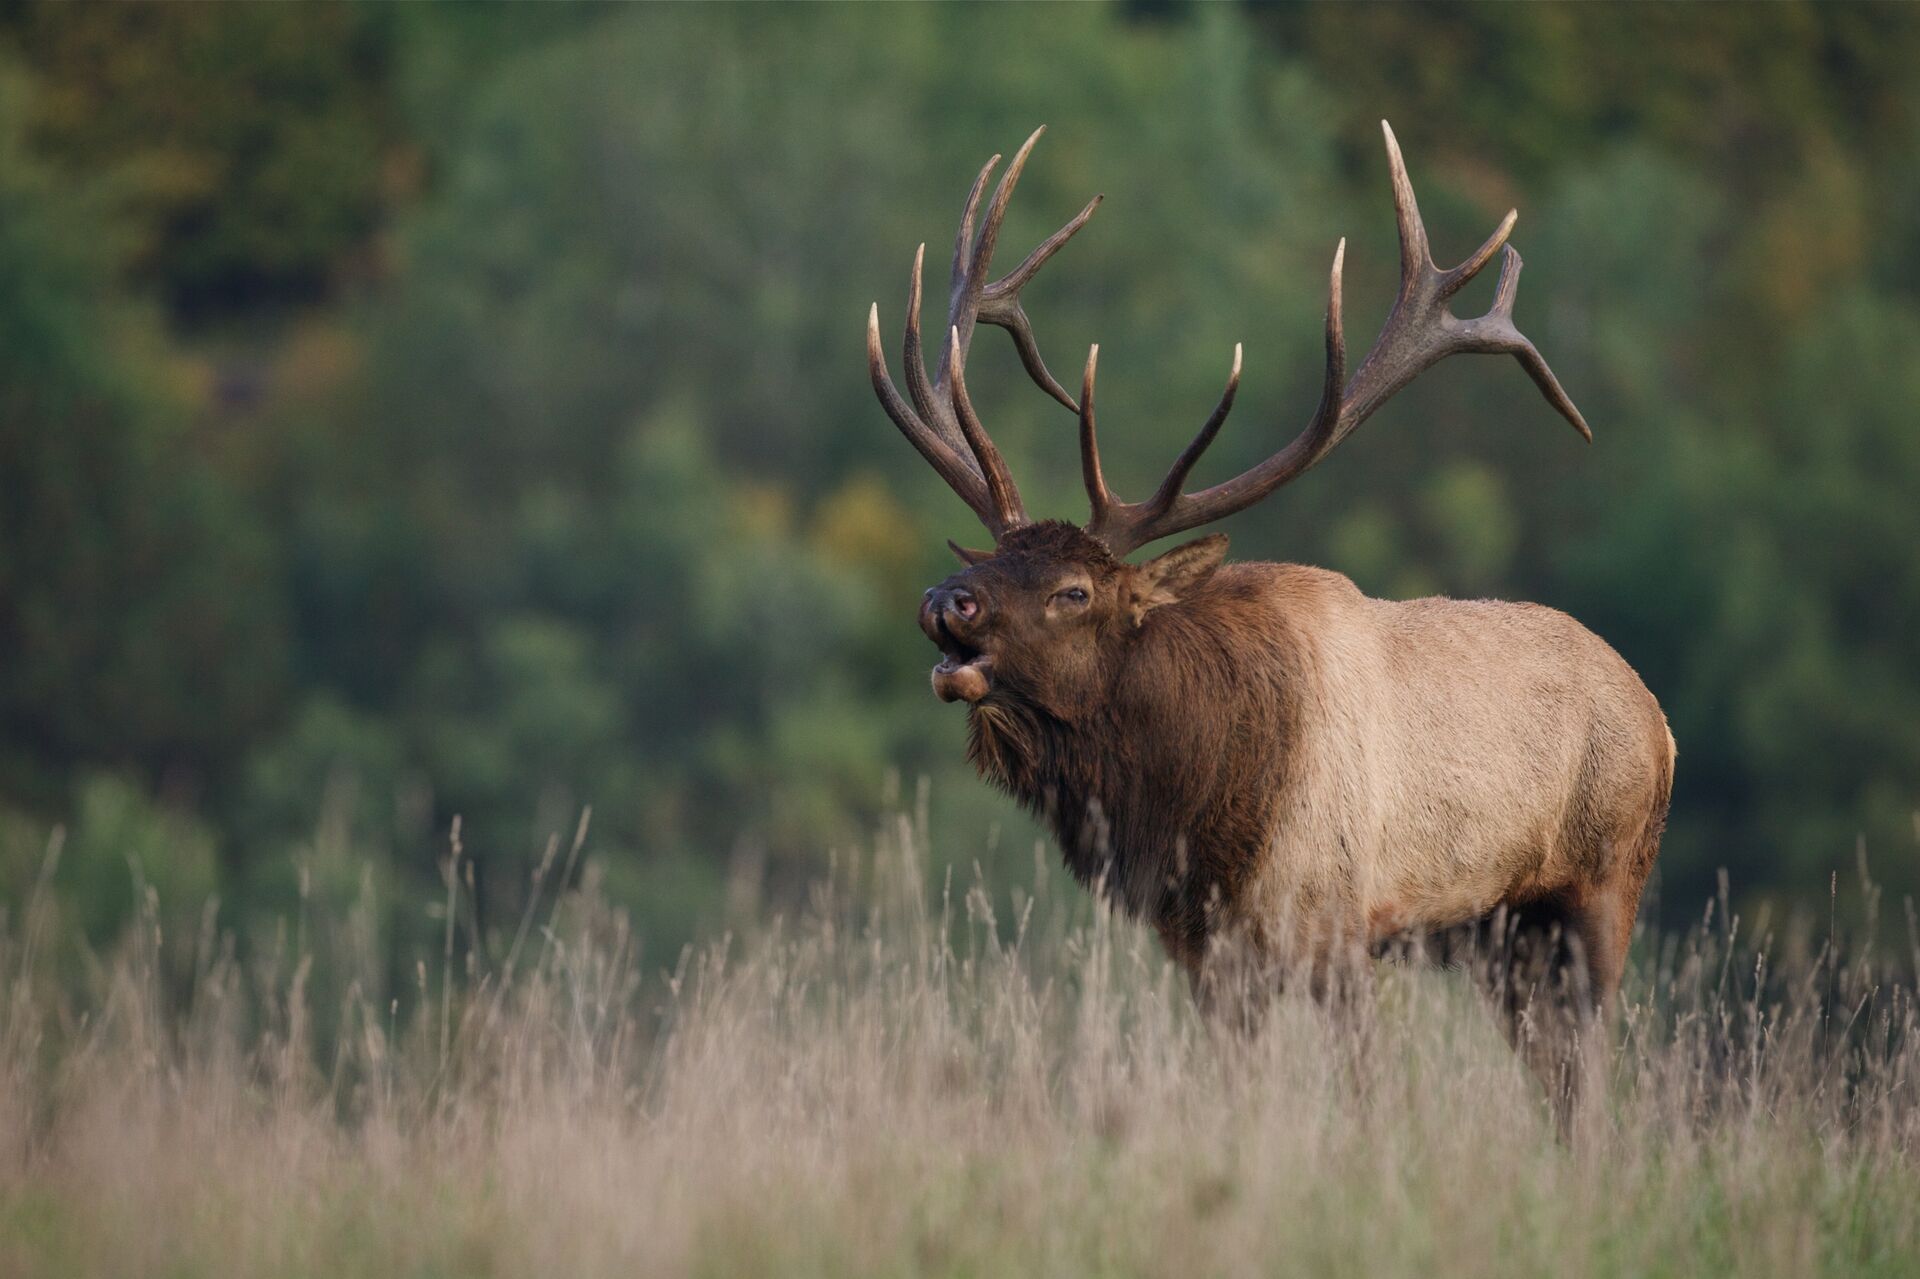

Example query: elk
[865,124,1674,1100]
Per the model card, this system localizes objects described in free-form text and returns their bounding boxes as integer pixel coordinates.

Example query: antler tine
[1143,343,1245,517]
[939,131,1034,387]
[1456,246,1592,440]
[1313,238,1349,450]
[868,127,1103,541]
[1333,121,1565,448]
[971,128,1043,291]
[983,192,1104,412]
[1381,122,1513,300]
[1440,207,1517,303]
[900,243,952,448]
[1084,240,1344,555]
[1081,341,1248,554]
[868,305,993,521]
[948,326,1028,536]
[942,127,1099,414]
[1385,121,1518,307]
[987,192,1104,297]
[913,148,1005,460]
[1246,236,1349,487]
[952,153,1000,312]
[1381,120,1432,290]
[1078,345,1113,527]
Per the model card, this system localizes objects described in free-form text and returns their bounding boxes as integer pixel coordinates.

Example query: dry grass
[3,807,1919,1278]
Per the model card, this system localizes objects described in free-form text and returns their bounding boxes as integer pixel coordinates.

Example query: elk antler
[867,127,1102,540]
[1080,121,1590,557]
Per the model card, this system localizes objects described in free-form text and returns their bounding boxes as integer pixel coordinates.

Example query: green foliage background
[3,2,1918,974]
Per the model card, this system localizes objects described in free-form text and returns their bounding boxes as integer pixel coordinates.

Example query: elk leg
[1558,887,1640,1141]
[1475,899,1595,1134]
[1189,928,1278,1037]
[1568,885,1634,1012]
[1190,921,1368,1038]
[1488,879,1644,1140]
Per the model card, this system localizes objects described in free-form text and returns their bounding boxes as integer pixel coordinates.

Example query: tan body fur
[964,551,1672,1013]
[1197,563,1668,997]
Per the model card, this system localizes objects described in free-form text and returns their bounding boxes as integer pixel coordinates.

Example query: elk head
[868,124,1589,715]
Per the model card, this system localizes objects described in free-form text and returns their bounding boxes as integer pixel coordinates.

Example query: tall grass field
[3,804,1918,1277]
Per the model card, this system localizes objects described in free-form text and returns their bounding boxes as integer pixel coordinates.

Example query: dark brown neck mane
[965,577,1301,967]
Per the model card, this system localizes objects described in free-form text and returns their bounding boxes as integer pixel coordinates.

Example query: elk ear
[948,540,995,567]
[1128,534,1228,625]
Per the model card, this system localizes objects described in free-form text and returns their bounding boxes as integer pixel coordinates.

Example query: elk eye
[1053,587,1089,607]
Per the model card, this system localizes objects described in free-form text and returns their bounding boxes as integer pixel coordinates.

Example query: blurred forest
[3,2,1919,973]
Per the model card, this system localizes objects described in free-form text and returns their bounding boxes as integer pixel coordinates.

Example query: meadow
[3,804,1916,1278]
[7,7,1920,1276]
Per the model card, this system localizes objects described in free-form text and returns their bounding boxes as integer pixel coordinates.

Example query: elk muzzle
[921,585,993,703]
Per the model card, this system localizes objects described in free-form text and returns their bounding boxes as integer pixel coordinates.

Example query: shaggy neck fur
[964,572,1300,968]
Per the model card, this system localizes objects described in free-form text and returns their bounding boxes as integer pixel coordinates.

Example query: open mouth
[931,618,992,703]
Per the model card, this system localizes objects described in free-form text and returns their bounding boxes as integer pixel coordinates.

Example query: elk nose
[924,585,981,624]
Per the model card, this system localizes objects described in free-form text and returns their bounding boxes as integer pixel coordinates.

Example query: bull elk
[865,124,1674,1104]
